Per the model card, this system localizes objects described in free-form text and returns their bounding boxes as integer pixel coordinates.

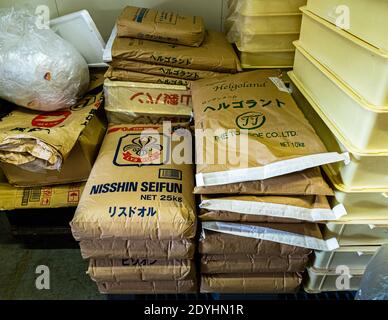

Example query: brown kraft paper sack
[110,60,225,80]
[0,88,104,172]
[201,254,310,274]
[88,258,195,282]
[116,6,205,47]
[192,70,348,188]
[79,238,195,260]
[70,124,196,241]
[105,67,193,88]
[96,279,197,294]
[199,226,316,256]
[110,31,241,73]
[103,79,192,125]
[200,273,302,293]
[199,194,345,223]
[194,167,334,196]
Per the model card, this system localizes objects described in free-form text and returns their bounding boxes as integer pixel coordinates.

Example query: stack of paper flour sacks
[226,0,306,68]
[191,68,349,294]
[288,0,388,293]
[103,6,241,88]
[0,71,105,234]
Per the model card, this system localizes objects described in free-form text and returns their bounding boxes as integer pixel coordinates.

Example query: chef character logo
[114,133,169,166]
[31,111,72,128]
[236,111,266,130]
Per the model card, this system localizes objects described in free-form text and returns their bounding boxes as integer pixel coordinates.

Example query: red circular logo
[31,111,72,128]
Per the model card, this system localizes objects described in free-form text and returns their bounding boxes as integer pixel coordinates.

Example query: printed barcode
[29,188,42,202]
[158,169,182,180]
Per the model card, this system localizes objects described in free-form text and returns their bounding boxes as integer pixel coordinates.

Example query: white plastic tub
[292,42,388,153]
[228,0,307,14]
[239,50,295,68]
[299,8,388,107]
[289,71,388,192]
[234,33,299,51]
[312,246,378,273]
[227,13,302,34]
[306,0,388,51]
[322,223,388,246]
[304,266,363,293]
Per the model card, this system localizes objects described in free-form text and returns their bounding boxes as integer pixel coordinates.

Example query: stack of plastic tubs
[226,0,306,68]
[288,0,388,293]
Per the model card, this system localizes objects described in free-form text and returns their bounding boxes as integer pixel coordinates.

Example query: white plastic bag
[0,8,89,111]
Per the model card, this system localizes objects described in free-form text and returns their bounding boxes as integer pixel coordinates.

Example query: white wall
[0,0,227,41]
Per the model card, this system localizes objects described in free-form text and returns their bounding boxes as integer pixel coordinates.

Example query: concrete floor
[0,214,104,300]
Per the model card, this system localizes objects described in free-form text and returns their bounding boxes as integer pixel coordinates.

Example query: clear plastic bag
[0,7,89,111]
[356,243,388,300]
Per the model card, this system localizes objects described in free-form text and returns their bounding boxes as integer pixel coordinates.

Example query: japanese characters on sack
[192,70,349,187]
[109,30,241,73]
[116,6,205,47]
[199,194,347,222]
[110,60,225,80]
[70,123,196,241]
[0,88,103,172]
[104,80,192,124]
[104,67,193,88]
[88,258,195,282]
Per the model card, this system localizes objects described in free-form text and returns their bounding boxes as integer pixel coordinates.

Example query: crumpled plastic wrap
[356,244,388,300]
[0,8,89,111]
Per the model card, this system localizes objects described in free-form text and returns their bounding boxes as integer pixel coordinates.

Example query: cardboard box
[0,169,84,210]
[79,238,195,259]
[88,258,195,282]
[104,67,193,88]
[194,167,333,196]
[110,60,224,80]
[111,31,241,73]
[96,279,197,294]
[117,6,205,47]
[199,226,314,256]
[71,124,196,241]
[104,80,192,124]
[201,254,310,274]
[1,110,106,187]
[200,273,302,293]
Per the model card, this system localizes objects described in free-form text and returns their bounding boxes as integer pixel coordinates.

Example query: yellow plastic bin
[312,246,378,273]
[322,223,388,246]
[289,70,388,192]
[306,0,388,51]
[232,33,299,51]
[330,190,388,224]
[299,8,388,107]
[228,0,306,15]
[240,50,295,68]
[227,13,302,34]
[304,266,363,293]
[292,42,388,153]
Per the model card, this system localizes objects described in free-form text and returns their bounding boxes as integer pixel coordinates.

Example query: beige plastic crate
[240,50,295,68]
[234,33,299,51]
[227,13,302,34]
[313,246,378,273]
[228,0,307,15]
[306,0,388,51]
[292,42,388,153]
[304,266,363,293]
[289,71,388,192]
[331,190,388,224]
[322,223,388,246]
[299,8,388,107]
